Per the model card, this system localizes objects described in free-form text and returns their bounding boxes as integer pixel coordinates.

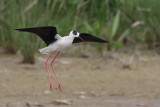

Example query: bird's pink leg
[45,51,54,91]
[50,51,62,91]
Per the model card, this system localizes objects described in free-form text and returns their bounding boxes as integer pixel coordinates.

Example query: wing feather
[15,26,58,46]
[73,33,108,43]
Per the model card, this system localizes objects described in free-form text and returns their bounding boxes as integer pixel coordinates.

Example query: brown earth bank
[0,51,160,107]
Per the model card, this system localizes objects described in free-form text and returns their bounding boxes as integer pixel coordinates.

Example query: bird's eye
[73,30,77,35]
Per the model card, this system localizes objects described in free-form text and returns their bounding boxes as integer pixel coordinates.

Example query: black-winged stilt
[15,26,108,91]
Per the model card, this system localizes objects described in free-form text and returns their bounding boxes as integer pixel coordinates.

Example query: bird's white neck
[68,34,75,40]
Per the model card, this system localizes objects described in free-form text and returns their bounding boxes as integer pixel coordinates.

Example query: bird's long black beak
[79,36,85,42]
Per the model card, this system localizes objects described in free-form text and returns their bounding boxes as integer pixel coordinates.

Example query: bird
[15,26,108,91]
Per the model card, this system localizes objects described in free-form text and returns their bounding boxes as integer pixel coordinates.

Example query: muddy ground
[1,51,160,107]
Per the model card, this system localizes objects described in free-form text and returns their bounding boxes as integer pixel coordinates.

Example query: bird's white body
[39,32,79,54]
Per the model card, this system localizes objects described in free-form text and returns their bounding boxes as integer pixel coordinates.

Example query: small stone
[79,95,86,99]
[52,99,72,105]
[26,102,43,107]
[74,91,86,95]
[44,90,50,94]
[59,60,71,64]
[122,64,131,70]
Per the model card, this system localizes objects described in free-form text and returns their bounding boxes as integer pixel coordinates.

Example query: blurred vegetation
[0,0,159,63]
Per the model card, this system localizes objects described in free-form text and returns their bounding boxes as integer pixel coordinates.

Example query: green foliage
[0,18,17,53]
[112,29,130,50]
[0,0,160,64]
[109,10,121,41]
[108,10,130,50]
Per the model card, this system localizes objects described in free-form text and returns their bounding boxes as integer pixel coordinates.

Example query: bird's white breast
[56,36,73,49]
[38,35,74,54]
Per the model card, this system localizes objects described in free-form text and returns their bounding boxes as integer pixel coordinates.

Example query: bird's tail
[38,48,51,54]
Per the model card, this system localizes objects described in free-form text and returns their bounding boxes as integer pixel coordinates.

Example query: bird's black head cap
[73,30,77,35]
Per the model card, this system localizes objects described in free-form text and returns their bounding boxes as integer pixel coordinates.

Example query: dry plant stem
[73,0,90,29]
[105,0,110,21]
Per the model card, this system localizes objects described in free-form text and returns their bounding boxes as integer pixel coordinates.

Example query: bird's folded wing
[73,33,108,43]
[15,26,58,46]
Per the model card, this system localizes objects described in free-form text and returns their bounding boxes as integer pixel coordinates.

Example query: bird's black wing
[15,26,58,46]
[73,33,108,43]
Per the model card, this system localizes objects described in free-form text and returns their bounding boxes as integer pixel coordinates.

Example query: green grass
[0,0,160,63]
